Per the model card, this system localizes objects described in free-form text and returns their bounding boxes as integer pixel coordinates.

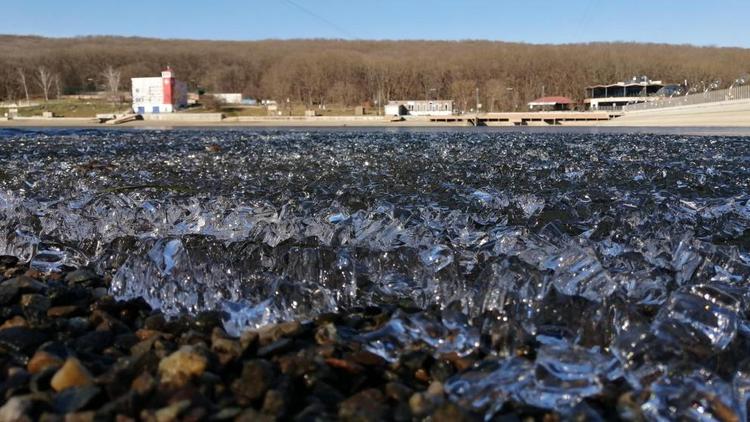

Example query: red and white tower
[161,67,175,112]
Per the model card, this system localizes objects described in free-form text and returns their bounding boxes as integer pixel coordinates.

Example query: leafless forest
[1,35,749,110]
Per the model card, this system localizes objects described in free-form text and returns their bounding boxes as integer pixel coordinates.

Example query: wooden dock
[429,111,621,126]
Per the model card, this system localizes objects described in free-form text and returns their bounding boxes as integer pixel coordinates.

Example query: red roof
[528,96,575,104]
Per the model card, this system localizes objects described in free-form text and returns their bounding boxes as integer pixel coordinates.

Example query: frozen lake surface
[1,127,750,418]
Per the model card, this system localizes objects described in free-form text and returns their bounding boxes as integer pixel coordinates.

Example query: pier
[429,111,621,126]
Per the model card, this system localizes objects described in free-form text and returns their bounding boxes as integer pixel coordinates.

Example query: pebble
[233,360,275,402]
[0,396,32,422]
[64,268,100,285]
[0,326,47,354]
[50,357,94,391]
[52,385,101,414]
[338,389,388,422]
[28,350,65,374]
[157,345,208,387]
[153,400,191,422]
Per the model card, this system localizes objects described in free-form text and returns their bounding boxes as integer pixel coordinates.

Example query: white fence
[624,85,750,112]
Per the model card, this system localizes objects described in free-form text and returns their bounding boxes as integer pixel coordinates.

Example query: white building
[131,68,188,114]
[211,93,243,104]
[385,100,453,117]
[584,76,680,111]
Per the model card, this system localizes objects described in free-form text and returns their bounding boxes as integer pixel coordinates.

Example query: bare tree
[54,74,62,99]
[450,79,476,114]
[17,68,30,104]
[101,65,121,109]
[36,66,53,103]
[484,78,508,112]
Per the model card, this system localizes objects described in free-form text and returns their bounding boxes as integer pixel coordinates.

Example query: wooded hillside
[1,35,749,111]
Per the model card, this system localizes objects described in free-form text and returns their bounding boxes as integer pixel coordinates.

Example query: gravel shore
[0,256,589,422]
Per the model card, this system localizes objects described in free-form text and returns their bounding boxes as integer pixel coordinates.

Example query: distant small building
[131,68,188,114]
[584,76,679,110]
[528,96,575,111]
[211,93,243,104]
[385,100,453,117]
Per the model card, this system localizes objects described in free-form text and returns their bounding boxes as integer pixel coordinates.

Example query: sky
[1,0,748,48]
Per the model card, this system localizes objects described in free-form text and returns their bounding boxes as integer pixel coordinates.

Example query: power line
[280,0,355,39]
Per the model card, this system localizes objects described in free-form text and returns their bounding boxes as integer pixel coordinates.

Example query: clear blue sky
[1,0,748,48]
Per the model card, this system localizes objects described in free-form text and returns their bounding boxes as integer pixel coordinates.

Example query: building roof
[528,96,575,105]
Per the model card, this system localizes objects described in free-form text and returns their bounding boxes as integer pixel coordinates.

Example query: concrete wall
[609,99,750,126]
[142,113,224,122]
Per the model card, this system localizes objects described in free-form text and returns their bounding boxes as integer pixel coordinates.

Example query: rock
[257,321,301,345]
[338,389,388,422]
[384,382,413,402]
[157,345,208,387]
[191,311,224,333]
[73,330,114,354]
[66,317,91,335]
[153,400,191,422]
[261,389,287,417]
[239,330,258,351]
[432,403,476,422]
[427,380,444,398]
[0,255,19,268]
[0,396,32,422]
[50,357,94,392]
[64,269,100,285]
[325,357,364,374]
[28,350,65,374]
[63,411,96,422]
[47,305,80,318]
[131,371,156,396]
[257,338,294,358]
[315,323,338,345]
[0,326,48,354]
[232,360,275,402]
[21,293,51,322]
[0,279,20,305]
[235,408,275,422]
[0,315,28,330]
[407,382,444,417]
[143,314,166,331]
[211,331,242,365]
[52,385,101,413]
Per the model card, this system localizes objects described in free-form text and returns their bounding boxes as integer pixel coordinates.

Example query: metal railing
[623,85,750,112]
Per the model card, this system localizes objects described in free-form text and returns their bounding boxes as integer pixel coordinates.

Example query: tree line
[1,35,749,111]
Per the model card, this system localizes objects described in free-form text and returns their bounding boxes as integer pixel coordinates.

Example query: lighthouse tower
[161,67,176,113]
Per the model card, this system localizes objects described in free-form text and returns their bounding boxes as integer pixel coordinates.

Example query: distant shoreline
[3,118,750,138]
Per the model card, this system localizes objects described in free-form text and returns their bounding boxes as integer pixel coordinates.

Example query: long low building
[584,77,679,110]
[131,68,188,114]
[385,100,453,116]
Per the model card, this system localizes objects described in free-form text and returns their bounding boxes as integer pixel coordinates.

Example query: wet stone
[0,255,19,268]
[0,396,32,422]
[233,359,275,402]
[21,294,51,323]
[64,269,101,285]
[47,305,81,318]
[257,338,294,358]
[28,350,65,374]
[51,358,94,392]
[157,345,208,387]
[52,385,101,414]
[338,389,389,422]
[0,326,48,354]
